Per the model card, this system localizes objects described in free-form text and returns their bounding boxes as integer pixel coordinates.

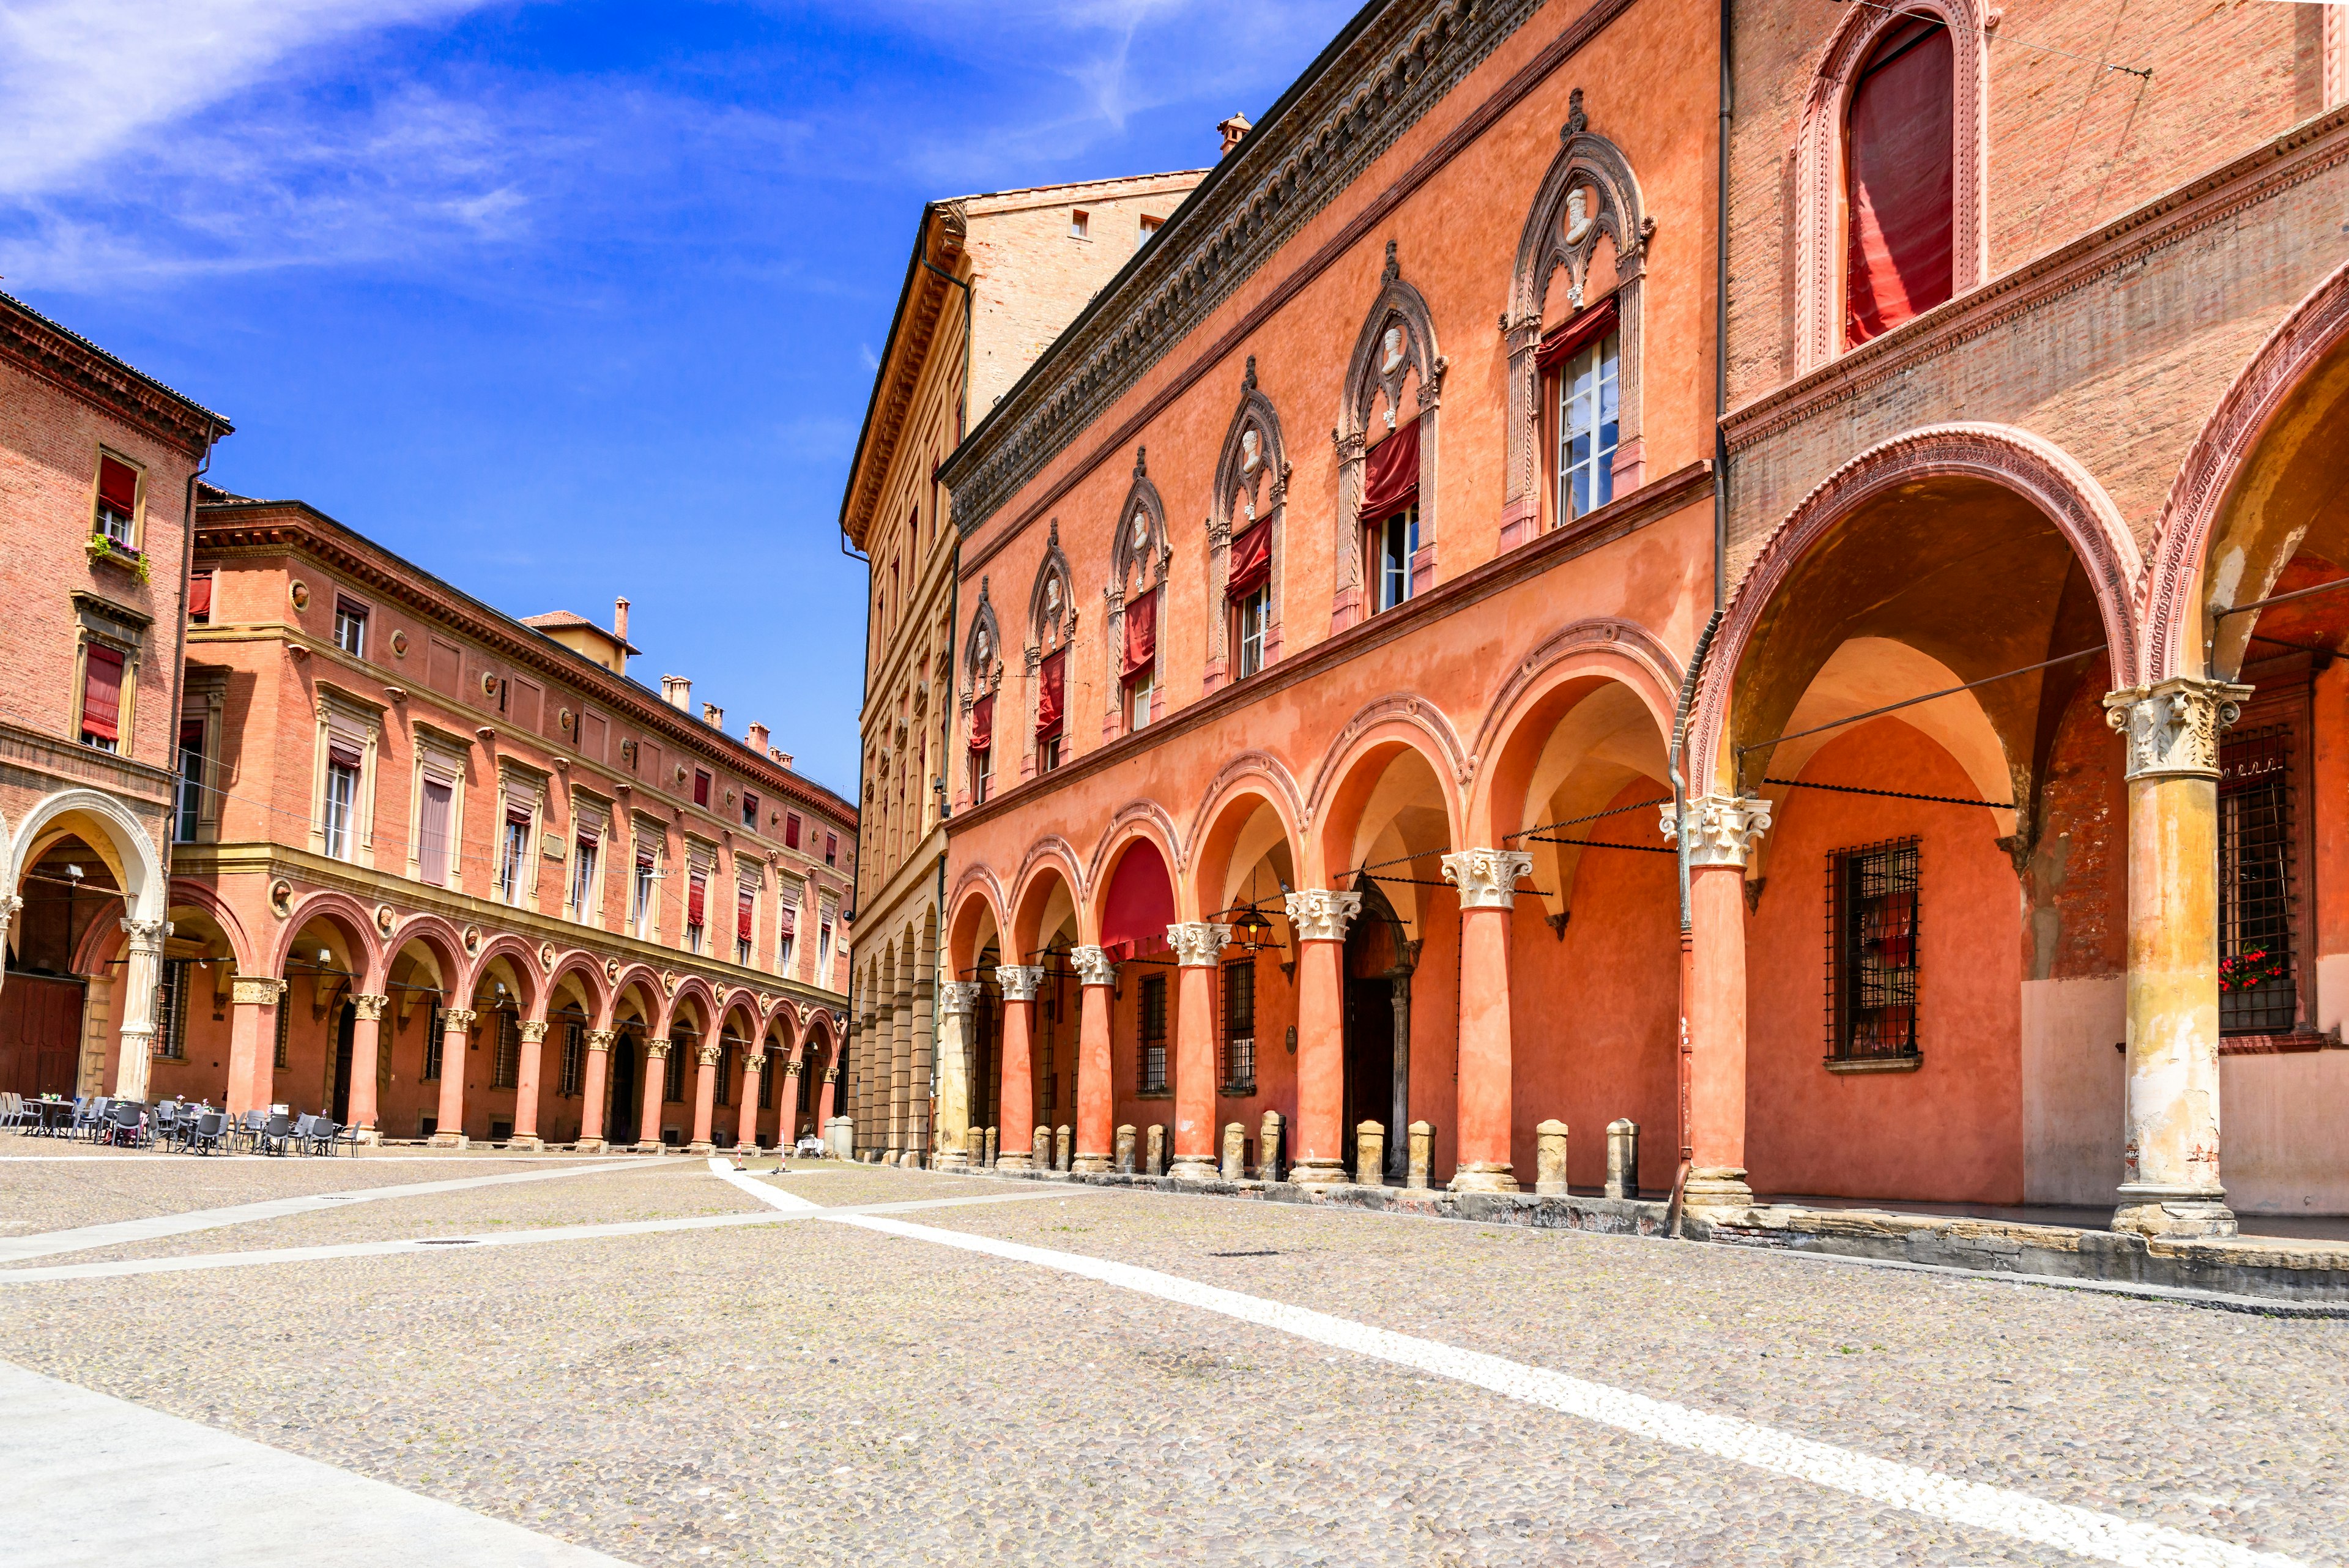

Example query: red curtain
[1226,520,1271,600]
[1036,648,1066,740]
[420,781,451,883]
[1099,839,1176,958]
[334,741,368,771]
[1845,20,1953,347]
[688,875,707,927]
[1359,417,1421,521]
[187,573,213,620]
[967,693,995,753]
[777,902,796,937]
[1536,297,1618,374]
[1122,588,1157,680]
[80,646,123,741]
[97,456,138,516]
[738,891,754,942]
[785,812,802,847]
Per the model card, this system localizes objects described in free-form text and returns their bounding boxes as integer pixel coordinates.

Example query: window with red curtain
[1121,589,1157,682]
[738,890,755,942]
[1226,521,1271,600]
[95,456,139,543]
[80,645,124,746]
[693,769,711,808]
[968,693,995,752]
[1845,18,1954,347]
[688,874,707,927]
[1358,417,1422,522]
[785,812,802,848]
[187,571,213,623]
[1036,648,1066,740]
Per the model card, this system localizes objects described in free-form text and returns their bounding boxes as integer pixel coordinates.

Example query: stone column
[937,981,981,1169]
[225,976,285,1116]
[0,896,19,1005]
[1606,1118,1639,1199]
[110,917,171,1104]
[431,1007,478,1147]
[689,1041,721,1153]
[911,940,937,1167]
[1167,921,1232,1181]
[577,1029,615,1151]
[993,964,1044,1170]
[1442,850,1533,1192]
[1663,795,1771,1221]
[1070,946,1118,1172]
[740,1048,764,1149]
[2104,677,2252,1238]
[511,1019,549,1150]
[639,1039,669,1151]
[1535,1120,1569,1195]
[1285,890,1361,1185]
[346,993,388,1139]
[890,983,913,1162]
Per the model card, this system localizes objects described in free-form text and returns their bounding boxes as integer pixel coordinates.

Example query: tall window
[693,768,712,808]
[1827,838,1920,1062]
[324,755,360,860]
[1844,17,1954,347]
[333,598,368,658]
[634,850,657,938]
[94,455,138,546]
[715,1046,733,1107]
[825,832,839,866]
[80,645,125,751]
[2220,726,2296,1035]
[423,1003,445,1080]
[156,959,192,1060]
[686,872,708,954]
[778,905,797,975]
[1233,587,1269,678]
[174,719,205,842]
[498,814,529,903]
[968,694,995,804]
[759,1055,775,1109]
[784,812,801,849]
[491,1011,520,1089]
[1555,332,1620,522]
[559,1021,586,1098]
[419,779,453,885]
[665,1036,689,1102]
[817,918,834,976]
[570,833,598,918]
[737,888,755,967]
[1220,960,1255,1093]
[742,790,759,830]
[1374,502,1419,613]
[1138,973,1168,1093]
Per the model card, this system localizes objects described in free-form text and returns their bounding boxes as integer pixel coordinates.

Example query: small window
[1221,960,1255,1093]
[94,455,139,546]
[174,719,205,843]
[1555,333,1620,523]
[1138,975,1168,1093]
[80,644,125,751]
[1827,838,1920,1063]
[742,790,759,830]
[324,758,361,860]
[784,812,802,849]
[2220,725,2297,1034]
[1138,214,1162,248]
[333,598,368,658]
[694,768,712,808]
[1234,585,1269,679]
[1373,502,1419,613]
[156,959,192,1060]
[1070,209,1089,239]
[187,571,213,625]
[498,815,529,902]
[825,832,838,866]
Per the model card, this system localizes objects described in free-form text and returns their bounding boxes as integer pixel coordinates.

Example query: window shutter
[1121,589,1157,680]
[1357,417,1422,522]
[694,770,711,808]
[1844,19,1954,346]
[1225,521,1271,600]
[785,812,802,849]
[187,572,213,621]
[967,693,995,753]
[80,646,125,741]
[689,874,707,926]
[738,890,754,942]
[97,456,139,517]
[1036,648,1066,740]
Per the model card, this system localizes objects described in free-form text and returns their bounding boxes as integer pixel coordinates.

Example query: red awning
[332,741,366,770]
[1036,648,1066,740]
[1099,839,1176,957]
[738,891,754,942]
[1359,417,1421,522]
[968,693,994,753]
[1122,587,1157,680]
[1226,520,1271,600]
[97,456,138,516]
[1845,18,1953,346]
[688,875,707,926]
[1536,296,1619,374]
[81,646,124,741]
[187,573,213,620]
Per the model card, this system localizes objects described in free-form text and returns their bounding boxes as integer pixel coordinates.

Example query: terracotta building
[158,488,855,1148]
[0,291,229,1106]
[842,169,1206,1164]
[930,0,2349,1235]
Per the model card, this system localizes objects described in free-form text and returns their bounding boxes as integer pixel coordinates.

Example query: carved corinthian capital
[938,980,984,1017]
[230,976,287,1008]
[119,917,173,954]
[995,964,1046,1003]
[1441,849,1533,910]
[2103,677,2254,781]
[697,1041,721,1066]
[645,1037,670,1059]
[1069,946,1119,987]
[1662,795,1773,869]
[1284,889,1362,943]
[583,1028,616,1052]
[442,1007,478,1030]
[0,894,21,930]
[351,993,389,1022]
[518,1019,548,1044]
[1166,923,1232,968]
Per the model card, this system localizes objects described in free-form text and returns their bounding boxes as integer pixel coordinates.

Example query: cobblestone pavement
[0,1151,2340,1567]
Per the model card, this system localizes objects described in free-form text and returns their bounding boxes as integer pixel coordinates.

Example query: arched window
[1026,523,1075,777]
[1212,358,1287,687]
[961,579,1001,807]
[1108,447,1168,733]
[1844,16,1954,346]
[1337,243,1443,629]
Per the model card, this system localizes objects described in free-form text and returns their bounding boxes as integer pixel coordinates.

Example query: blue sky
[0,0,1359,800]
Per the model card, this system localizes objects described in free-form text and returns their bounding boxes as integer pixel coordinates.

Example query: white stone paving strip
[786,1184,2302,1568]
[0,1159,645,1264]
[0,1359,637,1568]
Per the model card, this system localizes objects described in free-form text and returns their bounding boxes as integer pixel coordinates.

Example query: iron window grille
[1826,837,1920,1063]
[2219,724,2297,1035]
[274,990,291,1069]
[423,1003,444,1080]
[155,959,192,1060]
[1138,973,1168,1093]
[558,1021,585,1098]
[665,1036,689,1102]
[1221,960,1256,1093]
[715,1046,732,1107]
[491,1011,520,1089]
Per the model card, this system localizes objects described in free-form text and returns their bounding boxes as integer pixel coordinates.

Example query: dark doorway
[608,1034,639,1145]
[331,1001,355,1122]
[0,973,84,1097]
[1341,879,1416,1183]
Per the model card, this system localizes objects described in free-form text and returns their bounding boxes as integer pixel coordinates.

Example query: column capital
[1166,923,1232,968]
[518,1019,548,1043]
[1069,945,1119,987]
[230,976,286,1008]
[0,894,21,927]
[1284,889,1362,943]
[442,1006,478,1030]
[583,1028,616,1051]
[825,1065,840,1081]
[697,1041,722,1066]
[351,993,389,1022]
[938,979,985,1016]
[995,964,1046,1002]
[1441,849,1533,910]
[645,1037,671,1059]
[784,1058,803,1076]
[1663,795,1772,869]
[2104,677,2255,781]
[118,916,173,953]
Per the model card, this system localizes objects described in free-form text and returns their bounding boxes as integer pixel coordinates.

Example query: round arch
[5,788,167,923]
[465,934,545,1016]
[1007,840,1087,959]
[1189,759,1307,933]
[544,951,613,1029]
[272,890,387,989]
[165,876,259,974]
[1304,695,1471,887]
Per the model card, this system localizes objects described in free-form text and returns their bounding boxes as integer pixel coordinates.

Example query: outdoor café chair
[291,1113,317,1150]
[233,1109,267,1152]
[254,1112,294,1157]
[150,1101,181,1146]
[72,1097,110,1141]
[332,1120,363,1156]
[0,1092,24,1131]
[103,1101,145,1147]
[188,1112,228,1156]
[302,1118,340,1156]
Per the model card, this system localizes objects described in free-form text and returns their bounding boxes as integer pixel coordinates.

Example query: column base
[1289,1158,1348,1187]
[935,1151,970,1170]
[1071,1153,1111,1174]
[1168,1154,1220,1183]
[508,1134,543,1152]
[687,1140,714,1156]
[574,1137,607,1153]
[1680,1167,1754,1222]
[995,1153,1034,1172]
[2112,1184,2237,1239]
[351,1126,381,1146]
[1449,1161,1520,1194]
[636,1140,666,1154]
[428,1131,469,1150]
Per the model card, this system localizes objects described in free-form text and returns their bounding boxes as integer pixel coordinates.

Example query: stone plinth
[1535,1120,1569,1195]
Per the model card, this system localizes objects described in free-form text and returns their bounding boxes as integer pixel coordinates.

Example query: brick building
[0,291,229,1107]
[157,489,855,1148]
[842,170,1205,1164]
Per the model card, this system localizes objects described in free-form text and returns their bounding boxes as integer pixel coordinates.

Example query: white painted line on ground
[0,1160,648,1264]
[709,1156,822,1208]
[828,1208,2303,1568]
[0,1359,637,1567]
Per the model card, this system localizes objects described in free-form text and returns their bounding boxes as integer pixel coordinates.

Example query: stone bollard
[1115,1124,1137,1174]
[1222,1122,1245,1181]
[966,1126,985,1167]
[1258,1110,1284,1182]
[1032,1125,1052,1170]
[1408,1121,1434,1189]
[1606,1118,1639,1199]
[984,1126,998,1168]
[1355,1121,1385,1187]
[1535,1120,1570,1195]
[1145,1124,1167,1176]
[1056,1125,1073,1172]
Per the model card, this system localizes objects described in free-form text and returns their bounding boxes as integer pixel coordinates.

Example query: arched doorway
[1341,878,1413,1182]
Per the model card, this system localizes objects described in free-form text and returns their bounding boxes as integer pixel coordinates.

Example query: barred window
[1827,838,1920,1062]
[423,1003,444,1080]
[558,1021,585,1098]
[759,1056,775,1110]
[1138,973,1168,1093]
[155,959,193,1060]
[491,1011,520,1089]
[274,989,291,1069]
[2220,724,2296,1035]
[715,1045,732,1107]
[1221,960,1255,1092]
[665,1036,689,1102]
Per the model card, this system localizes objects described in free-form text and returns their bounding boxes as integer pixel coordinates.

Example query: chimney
[702,700,724,729]
[746,721,770,753]
[1218,113,1252,156]
[769,746,794,770]
[613,596,630,641]
[661,674,691,710]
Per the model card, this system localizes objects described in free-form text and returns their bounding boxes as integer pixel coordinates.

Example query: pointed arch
[1103,446,1172,731]
[1206,357,1291,685]
[1335,240,1447,626]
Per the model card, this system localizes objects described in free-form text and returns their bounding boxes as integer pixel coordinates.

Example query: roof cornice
[938,0,1539,533]
[840,201,967,550]
[0,290,230,456]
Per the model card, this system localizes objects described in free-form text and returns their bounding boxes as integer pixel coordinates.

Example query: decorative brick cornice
[841,201,965,551]
[0,290,229,456]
